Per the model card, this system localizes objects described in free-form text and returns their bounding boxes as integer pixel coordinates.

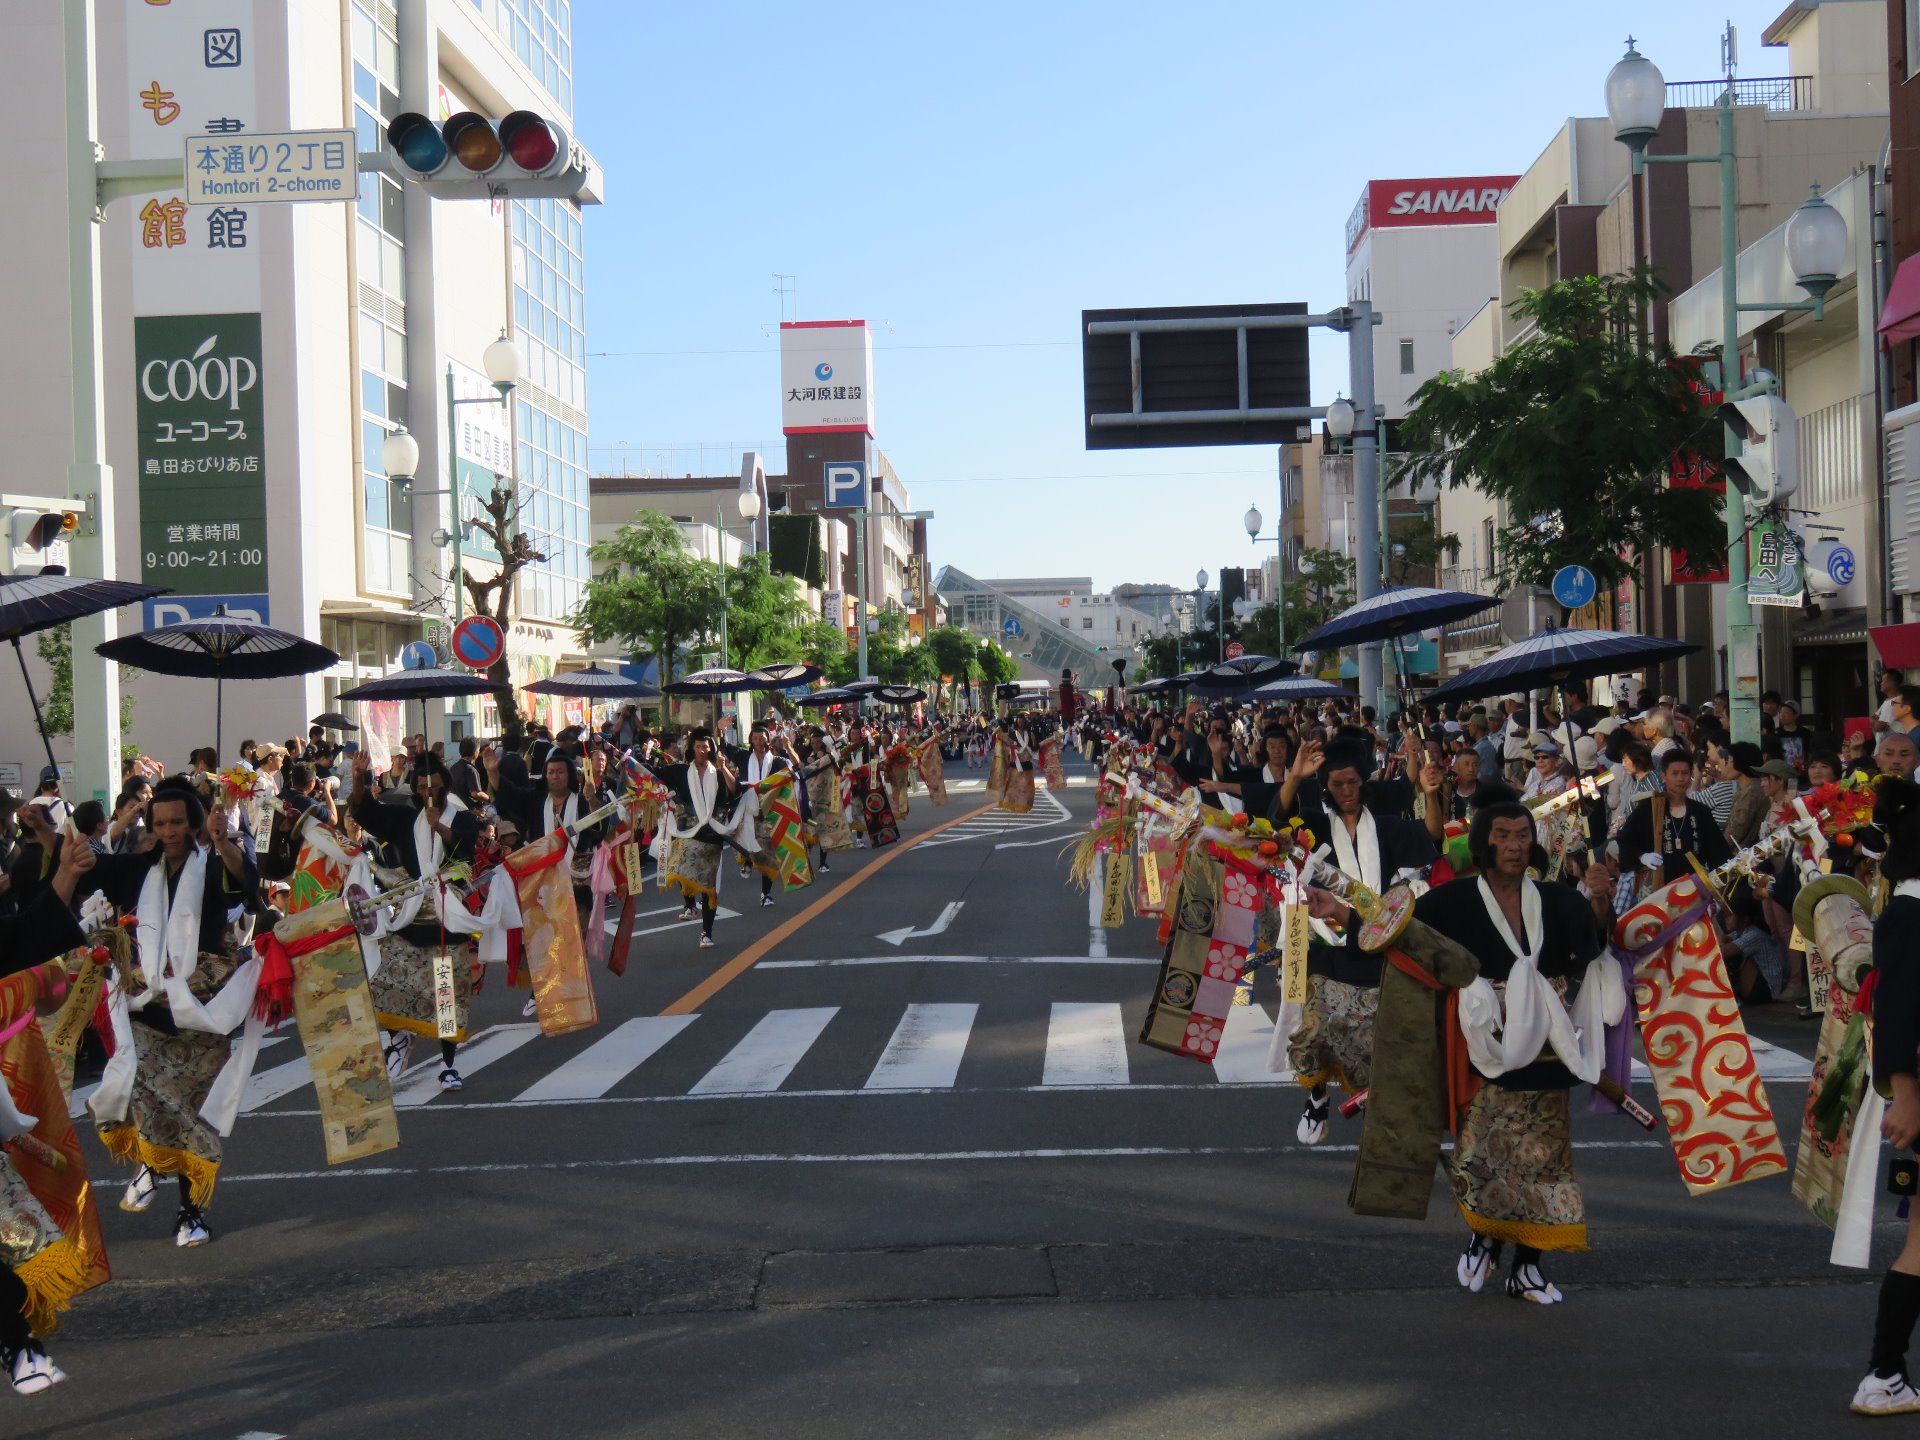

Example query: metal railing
[1665,76,1811,113]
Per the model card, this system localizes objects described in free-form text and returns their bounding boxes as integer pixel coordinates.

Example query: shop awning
[1881,256,1920,348]
[1871,621,1920,669]
[1796,606,1868,647]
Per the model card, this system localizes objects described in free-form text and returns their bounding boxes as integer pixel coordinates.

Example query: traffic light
[1721,396,1800,506]
[5,505,78,575]
[386,110,587,199]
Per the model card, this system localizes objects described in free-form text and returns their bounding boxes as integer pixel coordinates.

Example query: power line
[585,339,1075,358]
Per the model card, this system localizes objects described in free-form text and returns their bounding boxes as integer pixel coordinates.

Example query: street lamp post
[1244,502,1286,657]
[440,331,524,626]
[1605,34,1847,744]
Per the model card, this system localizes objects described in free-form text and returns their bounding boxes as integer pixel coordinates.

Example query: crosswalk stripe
[865,1003,977,1090]
[241,1054,322,1112]
[391,1024,540,1106]
[513,1016,699,1102]
[1211,1003,1286,1085]
[1042,1002,1129,1086]
[689,1007,839,1094]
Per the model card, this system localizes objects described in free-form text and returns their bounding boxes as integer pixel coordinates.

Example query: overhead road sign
[184,129,356,205]
[1082,303,1312,450]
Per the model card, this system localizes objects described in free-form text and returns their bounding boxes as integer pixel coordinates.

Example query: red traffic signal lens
[500,111,562,174]
[442,112,503,174]
[387,112,449,176]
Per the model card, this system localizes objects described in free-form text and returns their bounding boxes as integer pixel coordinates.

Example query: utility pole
[64,0,120,802]
[1345,302,1384,714]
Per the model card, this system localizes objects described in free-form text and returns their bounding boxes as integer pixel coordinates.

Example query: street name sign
[184,129,356,205]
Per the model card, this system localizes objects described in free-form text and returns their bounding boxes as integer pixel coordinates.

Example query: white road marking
[688,1007,839,1094]
[391,1024,540,1106]
[223,1137,1673,1184]
[1042,1002,1129,1086]
[876,899,965,947]
[1211,1002,1282,1085]
[626,905,740,939]
[921,791,1074,848]
[512,1015,699,1102]
[756,955,1159,968]
[865,1003,977,1090]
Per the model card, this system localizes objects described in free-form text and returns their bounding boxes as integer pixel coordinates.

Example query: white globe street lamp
[1195,568,1208,591]
[1243,503,1263,540]
[1604,38,1665,153]
[736,488,762,522]
[482,330,524,392]
[1325,395,1356,439]
[381,425,419,482]
[1785,184,1849,301]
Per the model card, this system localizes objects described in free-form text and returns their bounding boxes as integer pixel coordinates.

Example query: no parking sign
[450,615,505,670]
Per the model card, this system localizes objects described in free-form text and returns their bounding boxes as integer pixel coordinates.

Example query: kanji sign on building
[135,313,269,607]
[780,320,874,436]
[183,128,355,205]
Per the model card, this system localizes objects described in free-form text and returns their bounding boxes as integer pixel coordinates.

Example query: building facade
[0,0,602,780]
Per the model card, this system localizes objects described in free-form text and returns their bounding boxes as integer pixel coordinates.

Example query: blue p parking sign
[823,461,868,508]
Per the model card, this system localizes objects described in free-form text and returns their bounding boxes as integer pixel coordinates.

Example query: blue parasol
[1189,654,1299,691]
[1424,627,1698,705]
[664,667,750,696]
[1248,675,1358,701]
[1293,586,1502,650]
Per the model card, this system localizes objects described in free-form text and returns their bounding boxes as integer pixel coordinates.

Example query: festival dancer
[1404,801,1624,1304]
[82,780,264,1249]
[735,722,793,907]
[799,727,852,873]
[1276,737,1434,1145]
[348,752,478,1090]
[655,730,757,948]
[0,837,95,1394]
[1854,777,1920,1414]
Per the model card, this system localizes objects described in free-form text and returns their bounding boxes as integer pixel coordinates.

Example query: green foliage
[975,638,1019,688]
[766,513,826,587]
[722,553,814,670]
[1387,513,1461,586]
[572,511,724,690]
[1395,270,1723,589]
[927,625,982,709]
[36,622,139,754]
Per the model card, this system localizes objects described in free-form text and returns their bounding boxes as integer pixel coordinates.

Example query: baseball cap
[1591,717,1624,736]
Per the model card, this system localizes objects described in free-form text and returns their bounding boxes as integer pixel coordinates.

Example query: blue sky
[575,1,1800,592]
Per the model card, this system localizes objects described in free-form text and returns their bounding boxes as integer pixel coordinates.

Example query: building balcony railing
[1664,75,1811,113]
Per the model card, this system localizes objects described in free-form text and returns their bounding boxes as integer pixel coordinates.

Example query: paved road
[18,754,1895,1437]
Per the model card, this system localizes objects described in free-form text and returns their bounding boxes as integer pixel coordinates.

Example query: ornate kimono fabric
[752,771,815,892]
[262,898,399,1166]
[1140,845,1261,1063]
[916,738,948,805]
[1790,875,1876,1226]
[507,829,599,1037]
[0,960,110,1335]
[1615,875,1787,1194]
[849,768,900,847]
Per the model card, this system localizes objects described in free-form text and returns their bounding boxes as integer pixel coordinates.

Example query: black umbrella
[795,687,856,708]
[1248,675,1358,701]
[1423,627,1698,705]
[1293,586,1501,650]
[0,572,170,782]
[97,609,338,760]
[743,662,822,690]
[796,687,856,707]
[310,711,359,733]
[842,677,884,695]
[874,684,927,706]
[1189,654,1299,691]
[663,667,750,696]
[336,666,501,751]
[525,663,661,699]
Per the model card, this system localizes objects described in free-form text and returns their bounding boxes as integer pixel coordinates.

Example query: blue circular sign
[400,640,439,671]
[1551,565,1598,610]
[1827,545,1857,586]
[450,614,506,670]
[1001,617,1022,639]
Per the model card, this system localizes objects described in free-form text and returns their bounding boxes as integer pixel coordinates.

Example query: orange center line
[659,800,998,1016]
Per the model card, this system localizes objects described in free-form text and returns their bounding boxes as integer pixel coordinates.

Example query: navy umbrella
[874,684,927,706]
[842,677,884,695]
[744,662,822,690]
[1249,675,1358,701]
[1127,677,1179,695]
[525,663,661,699]
[98,609,339,761]
[1294,585,1502,650]
[0,572,170,782]
[336,665,501,753]
[1424,627,1698,705]
[795,687,856,708]
[664,667,750,696]
[1189,654,1299,691]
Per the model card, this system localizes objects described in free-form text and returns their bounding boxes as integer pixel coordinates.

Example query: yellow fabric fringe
[15,1232,104,1337]
[98,1125,220,1209]
[1294,1064,1361,1098]
[663,874,717,906]
[1455,1202,1589,1254]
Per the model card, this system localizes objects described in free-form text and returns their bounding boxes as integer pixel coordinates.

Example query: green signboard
[456,458,504,564]
[134,312,268,598]
[1747,517,1804,609]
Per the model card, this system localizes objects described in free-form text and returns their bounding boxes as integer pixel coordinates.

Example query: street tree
[721,553,815,671]
[926,625,981,710]
[461,484,549,743]
[975,638,1019,694]
[572,511,723,694]
[1395,270,1722,590]
[1386,513,1461,587]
